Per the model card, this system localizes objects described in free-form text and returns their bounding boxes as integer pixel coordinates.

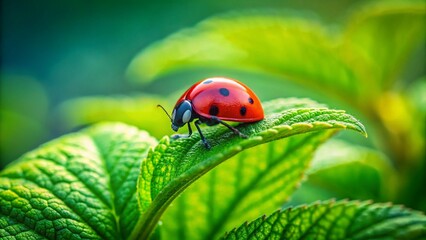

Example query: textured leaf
[161,131,336,240]
[0,123,157,239]
[223,200,426,239]
[131,98,367,239]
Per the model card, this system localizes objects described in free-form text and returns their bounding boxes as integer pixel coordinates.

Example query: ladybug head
[171,100,193,131]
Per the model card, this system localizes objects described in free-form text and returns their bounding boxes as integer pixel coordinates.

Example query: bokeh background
[1,0,425,212]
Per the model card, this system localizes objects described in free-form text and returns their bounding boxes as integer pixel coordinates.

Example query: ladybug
[158,77,264,149]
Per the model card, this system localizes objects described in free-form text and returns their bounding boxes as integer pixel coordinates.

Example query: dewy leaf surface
[0,123,157,239]
[161,131,336,240]
[223,200,426,239]
[133,98,367,239]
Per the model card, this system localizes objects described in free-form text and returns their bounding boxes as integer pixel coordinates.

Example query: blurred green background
[1,0,425,212]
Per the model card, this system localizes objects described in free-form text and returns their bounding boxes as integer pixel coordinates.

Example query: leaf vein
[31,157,112,209]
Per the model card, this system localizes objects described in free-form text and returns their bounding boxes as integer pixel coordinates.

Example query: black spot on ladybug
[209,105,219,116]
[240,106,247,116]
[248,97,254,104]
[203,79,213,84]
[219,88,230,96]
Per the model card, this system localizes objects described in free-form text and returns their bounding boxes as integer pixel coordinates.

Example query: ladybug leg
[171,124,192,139]
[211,116,248,139]
[195,120,211,149]
[187,122,193,137]
[171,123,193,140]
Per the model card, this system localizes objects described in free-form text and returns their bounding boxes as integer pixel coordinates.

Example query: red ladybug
[159,77,264,149]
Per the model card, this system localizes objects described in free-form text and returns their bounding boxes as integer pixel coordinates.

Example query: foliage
[125,1,426,210]
[286,139,397,206]
[224,200,426,240]
[1,124,158,239]
[7,98,420,239]
[1,1,425,239]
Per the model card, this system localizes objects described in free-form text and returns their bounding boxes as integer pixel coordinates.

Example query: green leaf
[127,12,357,100]
[132,98,367,239]
[287,140,397,206]
[160,131,336,240]
[223,200,426,239]
[0,123,157,239]
[127,2,425,105]
[1,98,367,239]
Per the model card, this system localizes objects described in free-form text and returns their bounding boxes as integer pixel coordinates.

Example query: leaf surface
[127,13,357,100]
[0,123,157,239]
[160,131,335,239]
[127,2,425,105]
[132,98,366,239]
[287,140,397,206]
[223,200,426,239]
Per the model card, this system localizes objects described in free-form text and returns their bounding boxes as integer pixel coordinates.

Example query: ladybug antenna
[157,104,172,121]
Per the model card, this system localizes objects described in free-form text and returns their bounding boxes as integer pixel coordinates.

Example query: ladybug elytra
[159,77,264,149]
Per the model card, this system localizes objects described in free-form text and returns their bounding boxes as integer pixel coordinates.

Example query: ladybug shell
[175,77,264,122]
